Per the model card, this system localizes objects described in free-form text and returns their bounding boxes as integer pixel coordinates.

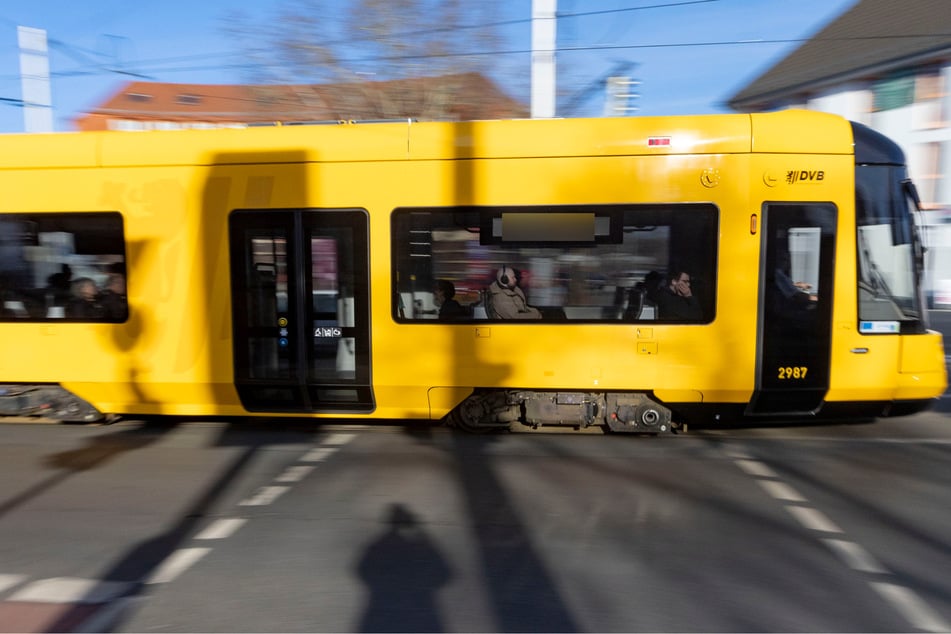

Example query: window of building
[392,204,718,323]
[873,73,915,111]
[0,213,128,322]
[126,92,153,102]
[108,119,147,131]
[176,94,202,105]
[915,68,944,101]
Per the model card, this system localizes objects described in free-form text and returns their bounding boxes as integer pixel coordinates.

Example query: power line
[209,34,951,67]
[25,31,950,83]
[558,0,719,19]
[1,1,723,83]
[238,0,723,51]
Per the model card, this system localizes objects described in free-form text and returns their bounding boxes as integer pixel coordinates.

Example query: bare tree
[223,0,521,120]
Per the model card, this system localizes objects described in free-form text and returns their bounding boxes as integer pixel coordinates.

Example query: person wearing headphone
[488,266,541,319]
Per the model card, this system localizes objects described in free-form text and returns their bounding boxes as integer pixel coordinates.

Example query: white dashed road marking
[1,430,358,632]
[730,449,951,633]
[785,505,843,534]
[145,548,211,585]
[757,479,806,502]
[821,538,888,574]
[871,582,951,633]
[301,447,338,462]
[322,432,356,446]
[240,485,290,506]
[734,459,780,478]
[194,518,247,541]
[0,573,25,593]
[10,577,131,603]
[276,465,316,482]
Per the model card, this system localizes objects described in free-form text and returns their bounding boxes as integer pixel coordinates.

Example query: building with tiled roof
[74,72,528,131]
[727,0,951,210]
[729,0,951,307]
[728,0,951,112]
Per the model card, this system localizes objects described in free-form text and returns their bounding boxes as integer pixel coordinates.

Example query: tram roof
[0,110,854,169]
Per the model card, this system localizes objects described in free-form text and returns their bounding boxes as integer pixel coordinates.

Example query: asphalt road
[0,311,946,633]
[0,410,949,633]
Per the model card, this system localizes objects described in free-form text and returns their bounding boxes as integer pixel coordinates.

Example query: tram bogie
[444,390,672,434]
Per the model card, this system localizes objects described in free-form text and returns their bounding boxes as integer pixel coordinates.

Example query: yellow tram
[0,110,945,431]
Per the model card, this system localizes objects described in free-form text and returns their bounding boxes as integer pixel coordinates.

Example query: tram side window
[391,204,718,323]
[0,213,127,322]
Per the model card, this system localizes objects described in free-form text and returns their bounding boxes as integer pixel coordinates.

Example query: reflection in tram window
[0,212,127,322]
[391,204,718,324]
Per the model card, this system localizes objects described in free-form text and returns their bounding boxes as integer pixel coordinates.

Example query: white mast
[531,0,556,118]
[18,26,53,133]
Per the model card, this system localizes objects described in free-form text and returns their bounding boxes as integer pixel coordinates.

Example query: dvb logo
[786,170,825,184]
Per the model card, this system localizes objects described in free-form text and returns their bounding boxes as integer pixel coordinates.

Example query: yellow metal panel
[407,115,751,160]
[428,387,474,419]
[750,110,853,155]
[0,132,100,169]
[894,371,949,401]
[654,389,703,403]
[96,123,413,166]
[900,331,947,374]
[638,341,658,355]
[827,333,901,402]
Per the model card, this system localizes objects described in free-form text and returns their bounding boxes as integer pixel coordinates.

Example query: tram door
[229,209,373,413]
[749,203,836,416]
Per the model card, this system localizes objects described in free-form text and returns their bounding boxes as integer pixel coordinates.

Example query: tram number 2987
[778,366,808,380]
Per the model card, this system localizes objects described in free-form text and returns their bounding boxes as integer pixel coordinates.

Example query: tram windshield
[855,165,926,333]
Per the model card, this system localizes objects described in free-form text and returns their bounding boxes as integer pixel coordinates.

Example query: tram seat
[481,288,499,319]
[605,285,646,321]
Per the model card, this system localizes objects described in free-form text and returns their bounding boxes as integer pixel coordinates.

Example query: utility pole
[18,26,53,133]
[604,75,640,116]
[531,0,556,118]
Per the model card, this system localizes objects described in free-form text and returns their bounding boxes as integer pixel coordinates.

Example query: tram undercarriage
[446,389,675,434]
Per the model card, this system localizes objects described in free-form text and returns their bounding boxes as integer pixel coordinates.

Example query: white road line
[9,577,131,603]
[731,448,951,634]
[870,581,951,633]
[757,479,807,502]
[821,538,888,574]
[239,485,290,506]
[322,432,355,446]
[0,573,25,594]
[194,518,247,540]
[276,465,315,483]
[145,548,211,585]
[734,459,780,478]
[785,505,843,533]
[301,447,338,462]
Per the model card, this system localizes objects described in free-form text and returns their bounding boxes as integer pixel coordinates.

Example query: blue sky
[0,0,856,133]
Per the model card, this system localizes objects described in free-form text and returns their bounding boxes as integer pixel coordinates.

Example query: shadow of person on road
[356,503,452,633]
